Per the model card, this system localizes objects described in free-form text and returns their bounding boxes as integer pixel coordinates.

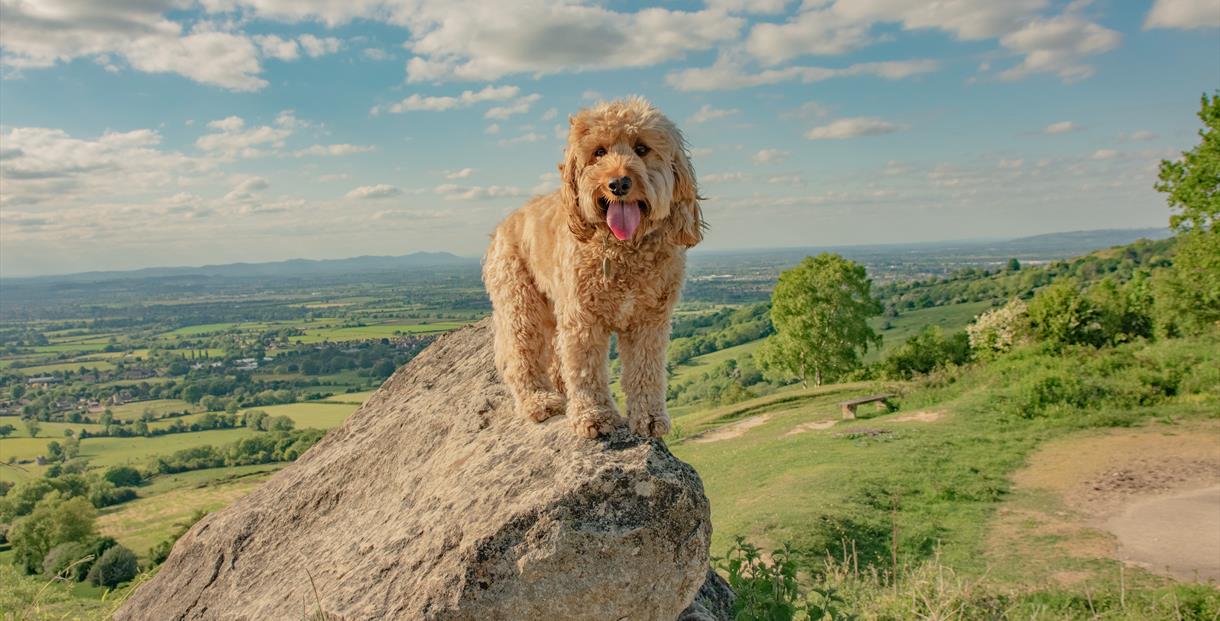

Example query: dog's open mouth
[598,197,646,241]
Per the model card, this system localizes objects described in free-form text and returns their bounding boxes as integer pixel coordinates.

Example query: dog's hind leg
[484,240,566,423]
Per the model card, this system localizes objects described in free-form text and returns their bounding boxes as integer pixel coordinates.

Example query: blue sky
[0,0,1217,277]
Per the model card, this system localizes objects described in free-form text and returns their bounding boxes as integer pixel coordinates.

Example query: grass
[11,360,117,376]
[320,390,377,405]
[97,465,281,558]
[869,300,993,359]
[78,428,258,468]
[290,320,468,343]
[105,399,196,421]
[240,402,358,429]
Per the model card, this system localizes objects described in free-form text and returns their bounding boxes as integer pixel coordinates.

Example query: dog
[483,97,703,439]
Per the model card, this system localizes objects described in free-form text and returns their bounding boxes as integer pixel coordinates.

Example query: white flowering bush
[967,298,1029,356]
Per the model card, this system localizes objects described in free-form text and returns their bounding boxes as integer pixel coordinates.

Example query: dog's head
[560,97,703,247]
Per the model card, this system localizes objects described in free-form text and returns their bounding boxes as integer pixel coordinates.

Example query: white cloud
[485,94,542,120]
[751,149,789,164]
[998,15,1120,82]
[1121,130,1158,142]
[434,183,526,201]
[298,34,343,57]
[767,175,803,185]
[445,168,476,179]
[1090,148,1119,160]
[363,47,392,60]
[0,4,269,91]
[702,172,749,184]
[255,35,300,61]
[1042,121,1077,134]
[688,104,740,124]
[498,132,547,146]
[746,9,874,63]
[1145,0,1220,29]
[582,90,604,101]
[291,144,375,157]
[224,176,270,202]
[690,147,714,158]
[196,112,297,158]
[401,5,743,82]
[704,0,788,14]
[541,107,558,121]
[484,124,501,135]
[667,57,937,91]
[376,85,521,115]
[346,184,403,199]
[806,117,903,140]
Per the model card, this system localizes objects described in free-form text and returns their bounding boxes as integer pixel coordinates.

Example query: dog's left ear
[561,119,596,242]
[667,147,704,247]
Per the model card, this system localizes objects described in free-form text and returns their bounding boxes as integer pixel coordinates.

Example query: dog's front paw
[519,391,566,423]
[567,402,622,439]
[629,411,671,438]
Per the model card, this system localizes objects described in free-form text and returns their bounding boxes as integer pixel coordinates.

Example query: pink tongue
[606,200,641,241]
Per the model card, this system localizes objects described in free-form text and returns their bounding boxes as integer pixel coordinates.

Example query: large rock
[116,319,719,620]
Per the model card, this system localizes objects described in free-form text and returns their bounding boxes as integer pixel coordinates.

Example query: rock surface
[116,319,719,620]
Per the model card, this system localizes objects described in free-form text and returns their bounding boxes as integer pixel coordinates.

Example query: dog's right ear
[561,116,596,242]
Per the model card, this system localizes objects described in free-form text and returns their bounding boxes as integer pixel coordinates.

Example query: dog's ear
[667,147,704,247]
[562,116,596,242]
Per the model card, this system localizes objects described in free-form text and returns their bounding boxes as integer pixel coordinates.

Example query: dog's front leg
[619,320,671,438]
[556,310,621,438]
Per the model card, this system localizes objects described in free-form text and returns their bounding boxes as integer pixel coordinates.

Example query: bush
[967,299,1029,357]
[7,495,97,574]
[881,327,971,380]
[87,544,138,588]
[41,541,93,581]
[102,466,143,487]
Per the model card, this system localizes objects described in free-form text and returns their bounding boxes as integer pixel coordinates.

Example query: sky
[0,0,1217,277]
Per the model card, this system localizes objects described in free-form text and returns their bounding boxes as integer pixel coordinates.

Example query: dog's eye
[593,147,607,158]
[634,144,650,156]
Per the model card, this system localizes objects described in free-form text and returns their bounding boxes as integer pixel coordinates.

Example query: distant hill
[3,252,478,284]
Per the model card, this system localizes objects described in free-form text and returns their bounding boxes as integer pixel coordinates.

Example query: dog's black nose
[608,176,631,197]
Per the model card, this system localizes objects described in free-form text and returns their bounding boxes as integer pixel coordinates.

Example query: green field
[78,429,258,468]
[106,399,196,421]
[291,320,468,343]
[11,360,118,375]
[869,300,992,359]
[240,402,359,429]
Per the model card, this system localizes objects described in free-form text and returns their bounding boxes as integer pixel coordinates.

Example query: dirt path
[988,423,1220,585]
[690,414,771,443]
[1105,484,1220,581]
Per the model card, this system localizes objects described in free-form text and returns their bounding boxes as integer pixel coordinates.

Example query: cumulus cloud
[445,168,476,179]
[298,34,343,57]
[400,5,743,82]
[291,144,375,157]
[374,85,521,115]
[434,183,526,201]
[346,184,402,199]
[751,149,789,164]
[688,104,740,124]
[805,117,903,140]
[668,57,938,91]
[224,176,270,202]
[196,112,298,158]
[1144,0,1220,29]
[485,94,542,120]
[1042,121,1077,134]
[998,15,1121,82]
[1090,148,1120,160]
[255,34,300,61]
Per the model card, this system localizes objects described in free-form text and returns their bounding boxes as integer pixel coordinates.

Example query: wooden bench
[839,393,895,419]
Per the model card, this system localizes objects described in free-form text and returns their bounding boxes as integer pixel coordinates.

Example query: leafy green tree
[7,495,98,574]
[759,253,882,386]
[1027,281,1102,349]
[41,541,94,580]
[1155,93,1220,331]
[23,417,41,438]
[881,327,972,380]
[0,424,15,438]
[103,466,143,488]
[87,544,138,588]
[1007,258,1021,272]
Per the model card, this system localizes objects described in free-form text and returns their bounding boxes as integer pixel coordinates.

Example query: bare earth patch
[889,410,945,423]
[783,420,837,436]
[691,415,771,443]
[989,423,1220,585]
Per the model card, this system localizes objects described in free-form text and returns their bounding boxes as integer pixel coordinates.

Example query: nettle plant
[715,537,853,621]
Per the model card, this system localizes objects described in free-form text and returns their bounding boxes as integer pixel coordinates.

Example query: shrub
[1026,281,1104,349]
[103,466,143,487]
[967,299,1029,356]
[881,327,971,380]
[87,544,139,588]
[7,495,97,574]
[41,541,93,580]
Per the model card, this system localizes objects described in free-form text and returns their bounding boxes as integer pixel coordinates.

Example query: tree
[1007,258,1021,272]
[1154,93,1220,330]
[759,254,882,386]
[881,327,972,380]
[1027,281,1103,349]
[23,417,41,438]
[87,544,138,587]
[7,495,98,574]
[0,424,14,438]
[103,466,143,488]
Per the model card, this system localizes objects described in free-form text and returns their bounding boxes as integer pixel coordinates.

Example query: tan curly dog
[483,97,704,439]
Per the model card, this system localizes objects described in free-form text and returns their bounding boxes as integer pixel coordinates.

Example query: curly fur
[483,97,704,438]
